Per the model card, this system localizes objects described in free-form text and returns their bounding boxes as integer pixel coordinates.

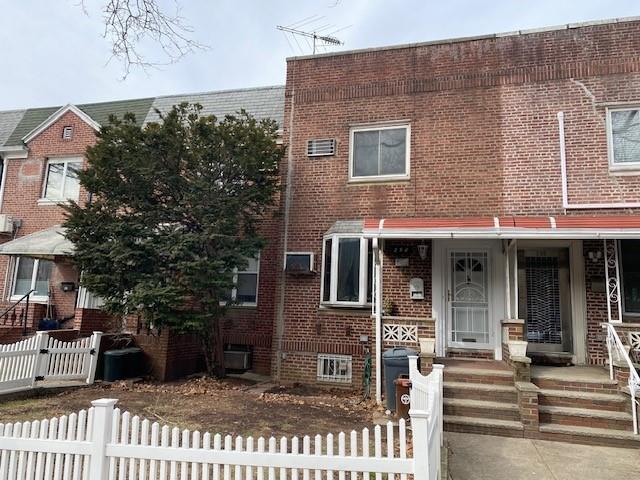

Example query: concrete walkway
[446,432,640,480]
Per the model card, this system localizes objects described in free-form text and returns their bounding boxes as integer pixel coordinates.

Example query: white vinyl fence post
[30,331,49,387]
[432,364,445,445]
[87,332,103,384]
[89,398,117,480]
[410,409,430,480]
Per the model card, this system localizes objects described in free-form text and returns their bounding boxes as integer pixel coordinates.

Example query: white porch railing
[0,331,101,395]
[0,365,445,480]
[603,323,640,434]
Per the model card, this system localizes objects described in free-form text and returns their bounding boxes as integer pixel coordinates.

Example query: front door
[518,248,573,353]
[447,251,492,348]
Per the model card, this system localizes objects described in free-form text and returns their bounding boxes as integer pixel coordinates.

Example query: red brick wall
[584,240,609,365]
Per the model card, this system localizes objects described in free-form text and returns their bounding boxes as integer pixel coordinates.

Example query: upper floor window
[349,124,410,182]
[607,107,640,171]
[12,256,53,301]
[223,255,260,307]
[321,235,372,306]
[43,158,82,202]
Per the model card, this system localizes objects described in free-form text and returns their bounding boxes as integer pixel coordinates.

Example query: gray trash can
[382,347,418,411]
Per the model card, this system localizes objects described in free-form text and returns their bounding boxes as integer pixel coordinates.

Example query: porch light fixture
[588,250,603,263]
[417,243,429,260]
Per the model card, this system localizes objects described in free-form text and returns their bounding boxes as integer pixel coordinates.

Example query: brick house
[0,86,284,378]
[276,18,640,443]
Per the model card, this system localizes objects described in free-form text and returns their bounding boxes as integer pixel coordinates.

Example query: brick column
[516,381,540,432]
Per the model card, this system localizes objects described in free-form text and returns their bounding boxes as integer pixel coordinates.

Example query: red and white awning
[363,216,640,239]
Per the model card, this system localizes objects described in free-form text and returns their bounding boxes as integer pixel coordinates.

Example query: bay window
[321,235,372,306]
[12,257,53,301]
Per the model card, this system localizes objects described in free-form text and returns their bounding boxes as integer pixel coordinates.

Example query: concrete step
[539,405,634,431]
[444,415,524,438]
[444,366,514,385]
[538,388,628,412]
[444,381,518,403]
[533,377,619,394]
[444,398,520,422]
[538,423,640,448]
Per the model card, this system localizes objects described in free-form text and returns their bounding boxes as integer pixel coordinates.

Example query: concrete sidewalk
[446,432,640,480]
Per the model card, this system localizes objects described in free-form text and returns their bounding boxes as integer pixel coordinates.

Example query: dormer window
[62,126,73,140]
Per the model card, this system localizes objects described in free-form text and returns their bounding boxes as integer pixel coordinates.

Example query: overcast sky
[1,0,639,110]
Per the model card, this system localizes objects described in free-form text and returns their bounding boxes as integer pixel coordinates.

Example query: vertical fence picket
[81,408,93,480]
[279,437,287,480]
[119,411,131,480]
[268,437,276,480]
[192,430,201,480]
[223,435,232,480]
[7,422,19,480]
[149,423,161,480]
[361,428,369,480]
[326,433,334,480]
[290,437,299,480]
[108,408,121,480]
[213,434,222,480]
[139,419,150,480]
[0,423,12,479]
[202,432,212,480]
[43,417,57,479]
[182,430,191,480]
[349,431,357,480]
[234,436,243,480]
[63,413,77,480]
[398,419,407,480]
[128,415,140,480]
[16,421,30,479]
[170,427,180,480]
[24,419,39,479]
[373,426,382,480]
[302,436,310,480]
[256,437,265,480]
[386,422,395,480]
[53,415,67,480]
[338,433,345,480]
[72,411,85,480]
[313,435,322,480]
[245,436,253,480]
[160,425,170,480]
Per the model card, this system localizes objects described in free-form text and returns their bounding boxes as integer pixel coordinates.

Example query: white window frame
[317,354,352,383]
[348,123,410,182]
[226,254,260,307]
[320,234,370,307]
[10,257,51,303]
[606,107,640,172]
[40,157,83,202]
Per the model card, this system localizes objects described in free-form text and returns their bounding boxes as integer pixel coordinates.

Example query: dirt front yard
[0,377,376,438]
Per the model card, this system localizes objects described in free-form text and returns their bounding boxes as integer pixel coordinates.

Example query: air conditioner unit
[285,252,314,274]
[0,214,13,234]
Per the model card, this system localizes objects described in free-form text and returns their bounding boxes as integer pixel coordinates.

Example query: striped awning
[362,216,640,239]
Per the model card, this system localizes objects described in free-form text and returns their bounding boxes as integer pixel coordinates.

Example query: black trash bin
[103,347,144,381]
[382,347,418,411]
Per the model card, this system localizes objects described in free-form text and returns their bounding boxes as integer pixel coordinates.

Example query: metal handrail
[603,322,640,434]
[0,289,36,335]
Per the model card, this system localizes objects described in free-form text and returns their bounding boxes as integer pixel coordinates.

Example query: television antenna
[277,15,348,55]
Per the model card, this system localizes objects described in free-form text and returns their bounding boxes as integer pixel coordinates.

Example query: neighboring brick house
[0,86,284,378]
[277,17,640,443]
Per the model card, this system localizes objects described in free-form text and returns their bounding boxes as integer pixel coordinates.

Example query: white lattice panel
[383,324,418,343]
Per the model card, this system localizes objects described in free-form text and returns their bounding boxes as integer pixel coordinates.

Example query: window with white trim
[43,158,82,201]
[349,124,409,181]
[607,107,640,170]
[12,257,53,301]
[224,255,260,306]
[321,235,372,306]
[620,240,640,315]
[317,354,352,383]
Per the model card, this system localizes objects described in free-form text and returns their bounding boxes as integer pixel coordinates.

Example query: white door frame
[433,239,506,359]
[516,239,587,365]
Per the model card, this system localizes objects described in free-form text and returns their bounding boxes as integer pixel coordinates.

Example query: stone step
[538,423,640,448]
[538,388,628,412]
[444,398,520,422]
[533,377,619,394]
[444,415,524,437]
[539,405,634,431]
[444,366,514,385]
[444,381,518,403]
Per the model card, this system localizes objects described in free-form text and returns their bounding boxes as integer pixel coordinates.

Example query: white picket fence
[0,357,444,480]
[0,331,102,395]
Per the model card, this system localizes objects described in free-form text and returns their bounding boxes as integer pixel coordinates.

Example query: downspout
[558,111,640,209]
[373,237,383,404]
[0,154,8,212]
[274,79,295,381]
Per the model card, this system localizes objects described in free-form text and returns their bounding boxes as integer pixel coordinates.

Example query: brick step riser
[444,423,524,438]
[539,413,634,431]
[444,388,517,404]
[444,373,514,386]
[444,405,520,422]
[534,379,618,394]
[538,396,626,412]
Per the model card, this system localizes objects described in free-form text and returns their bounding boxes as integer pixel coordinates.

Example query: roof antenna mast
[277,25,342,54]
[277,15,348,55]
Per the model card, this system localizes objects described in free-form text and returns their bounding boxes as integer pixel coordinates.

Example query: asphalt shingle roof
[0,85,285,147]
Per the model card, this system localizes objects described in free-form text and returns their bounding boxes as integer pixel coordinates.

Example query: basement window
[42,157,82,202]
[349,124,410,181]
[317,354,352,383]
[321,235,372,307]
[607,107,640,171]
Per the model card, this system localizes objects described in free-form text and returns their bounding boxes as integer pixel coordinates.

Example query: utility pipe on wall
[372,237,383,405]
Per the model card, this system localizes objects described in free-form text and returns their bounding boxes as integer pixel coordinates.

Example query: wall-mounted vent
[62,126,73,140]
[285,252,314,274]
[307,139,336,157]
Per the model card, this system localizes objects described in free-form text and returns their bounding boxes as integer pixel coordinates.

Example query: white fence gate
[0,358,444,480]
[0,331,102,395]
